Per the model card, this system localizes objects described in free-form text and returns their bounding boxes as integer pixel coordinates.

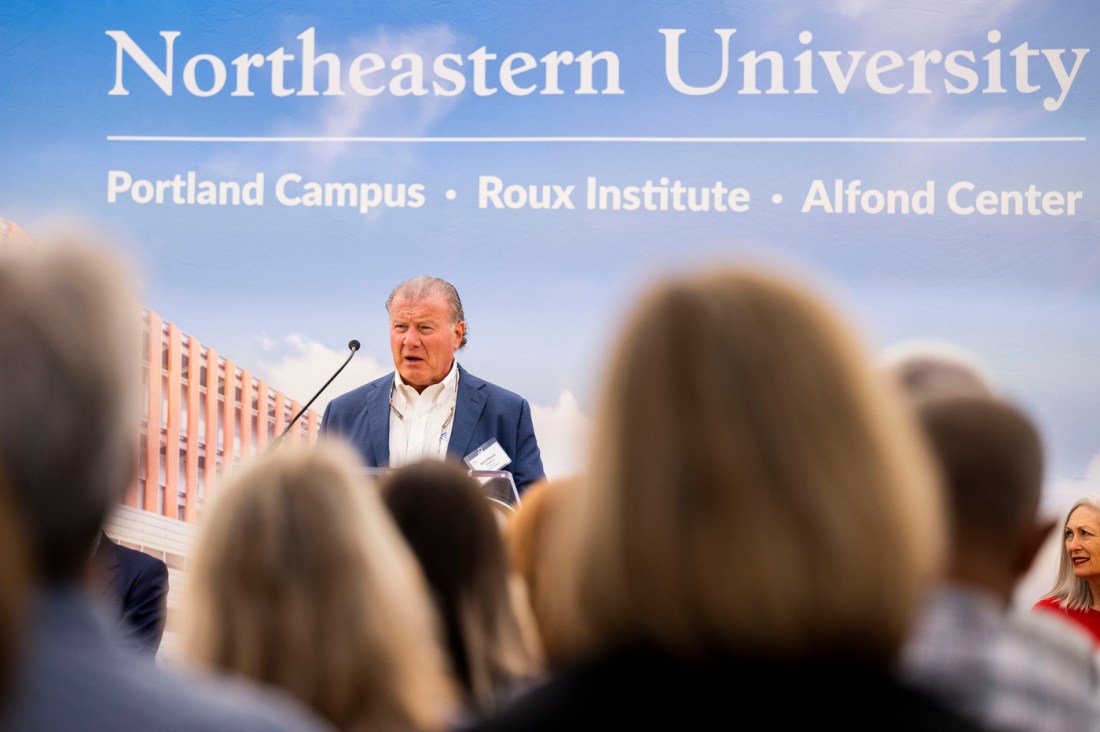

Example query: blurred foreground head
[0,237,140,581]
[878,338,996,403]
[381,459,542,718]
[502,475,578,664]
[542,265,945,664]
[183,439,458,732]
[915,396,1046,597]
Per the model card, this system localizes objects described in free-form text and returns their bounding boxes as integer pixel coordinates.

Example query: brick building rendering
[132,308,319,524]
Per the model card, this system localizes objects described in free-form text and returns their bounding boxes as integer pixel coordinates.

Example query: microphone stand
[270,339,360,448]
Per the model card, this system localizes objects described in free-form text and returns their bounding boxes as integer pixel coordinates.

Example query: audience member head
[0,237,140,582]
[914,396,1049,602]
[182,439,458,732]
[381,459,541,719]
[502,475,578,665]
[1044,495,1100,612]
[541,265,945,666]
[878,338,996,403]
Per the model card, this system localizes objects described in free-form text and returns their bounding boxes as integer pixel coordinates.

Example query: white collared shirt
[388,361,459,466]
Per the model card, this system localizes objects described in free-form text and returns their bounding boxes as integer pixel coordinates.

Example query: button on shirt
[388,361,459,466]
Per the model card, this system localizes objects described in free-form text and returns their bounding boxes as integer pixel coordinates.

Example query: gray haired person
[0,234,335,732]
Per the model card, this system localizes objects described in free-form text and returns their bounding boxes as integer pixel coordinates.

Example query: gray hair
[386,276,467,348]
[1044,494,1100,611]
[878,338,996,403]
[0,237,141,580]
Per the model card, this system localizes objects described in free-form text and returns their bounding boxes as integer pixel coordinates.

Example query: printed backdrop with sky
[1,0,1097,515]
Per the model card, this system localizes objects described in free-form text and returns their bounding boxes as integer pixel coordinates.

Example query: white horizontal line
[106,135,1087,143]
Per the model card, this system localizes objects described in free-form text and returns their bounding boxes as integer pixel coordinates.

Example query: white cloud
[257,333,388,416]
[1041,474,1100,523]
[273,25,465,166]
[530,389,592,482]
[204,25,465,182]
[1088,451,1100,481]
[829,0,1027,45]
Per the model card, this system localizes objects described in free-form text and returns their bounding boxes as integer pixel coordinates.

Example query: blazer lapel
[367,376,392,466]
[92,532,120,599]
[448,364,488,460]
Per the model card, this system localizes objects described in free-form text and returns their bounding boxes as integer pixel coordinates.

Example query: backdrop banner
[1,1,1097,508]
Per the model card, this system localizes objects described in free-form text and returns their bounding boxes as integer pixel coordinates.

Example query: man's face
[389,293,465,392]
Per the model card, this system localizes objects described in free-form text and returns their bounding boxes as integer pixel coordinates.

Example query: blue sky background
[1,1,1097,509]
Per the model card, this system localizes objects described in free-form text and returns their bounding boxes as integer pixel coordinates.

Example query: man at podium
[320,275,545,496]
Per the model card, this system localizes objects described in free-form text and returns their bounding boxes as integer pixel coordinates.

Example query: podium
[363,467,521,513]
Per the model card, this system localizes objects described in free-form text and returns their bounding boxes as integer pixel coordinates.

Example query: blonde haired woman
[471,264,982,730]
[182,439,459,731]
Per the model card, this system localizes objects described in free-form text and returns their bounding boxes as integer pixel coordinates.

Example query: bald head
[879,339,995,403]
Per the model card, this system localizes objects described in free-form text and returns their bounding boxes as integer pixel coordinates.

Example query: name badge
[464,438,512,471]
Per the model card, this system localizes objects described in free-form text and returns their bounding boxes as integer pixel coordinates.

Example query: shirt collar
[392,359,459,406]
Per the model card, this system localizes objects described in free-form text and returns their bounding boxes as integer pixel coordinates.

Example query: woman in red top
[1033,495,1100,644]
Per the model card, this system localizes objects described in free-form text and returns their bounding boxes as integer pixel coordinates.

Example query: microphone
[272,339,360,446]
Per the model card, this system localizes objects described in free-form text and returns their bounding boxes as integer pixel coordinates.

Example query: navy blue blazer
[320,364,545,495]
[92,531,169,655]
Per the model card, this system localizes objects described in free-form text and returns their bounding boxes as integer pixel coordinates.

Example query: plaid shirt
[900,584,1100,732]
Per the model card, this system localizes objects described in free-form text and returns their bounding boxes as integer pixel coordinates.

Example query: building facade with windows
[132,308,319,525]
